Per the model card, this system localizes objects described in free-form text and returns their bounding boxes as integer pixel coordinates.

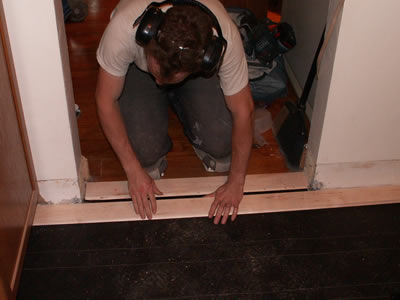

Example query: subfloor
[69,0,291,181]
[17,203,400,299]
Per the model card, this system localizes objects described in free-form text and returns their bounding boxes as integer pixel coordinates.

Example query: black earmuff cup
[135,6,164,46]
[202,36,225,73]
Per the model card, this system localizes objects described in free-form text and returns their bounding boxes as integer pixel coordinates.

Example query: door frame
[0,0,39,296]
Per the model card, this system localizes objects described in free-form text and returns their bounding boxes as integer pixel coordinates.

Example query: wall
[281,0,328,117]
[307,0,400,188]
[3,0,82,203]
[281,0,328,91]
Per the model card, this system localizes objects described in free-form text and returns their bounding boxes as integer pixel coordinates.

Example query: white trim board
[33,185,400,226]
[314,160,400,189]
[284,57,302,98]
[85,172,308,201]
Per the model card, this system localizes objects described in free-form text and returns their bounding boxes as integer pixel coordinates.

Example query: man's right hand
[127,168,163,220]
[96,67,163,220]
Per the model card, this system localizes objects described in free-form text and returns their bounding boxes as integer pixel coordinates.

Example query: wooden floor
[66,0,292,182]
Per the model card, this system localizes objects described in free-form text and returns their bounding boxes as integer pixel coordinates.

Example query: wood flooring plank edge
[84,172,309,201]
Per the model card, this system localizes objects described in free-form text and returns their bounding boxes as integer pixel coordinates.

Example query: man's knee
[203,139,231,159]
[192,122,232,158]
[133,135,171,168]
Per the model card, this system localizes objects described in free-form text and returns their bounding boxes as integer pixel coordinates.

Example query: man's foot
[192,147,231,173]
[144,156,168,180]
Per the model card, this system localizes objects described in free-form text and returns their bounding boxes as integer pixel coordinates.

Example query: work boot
[193,147,231,173]
[144,156,168,180]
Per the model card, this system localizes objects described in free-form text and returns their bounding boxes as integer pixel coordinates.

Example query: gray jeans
[119,65,232,168]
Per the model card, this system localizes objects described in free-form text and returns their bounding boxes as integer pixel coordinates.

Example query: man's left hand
[207,181,244,224]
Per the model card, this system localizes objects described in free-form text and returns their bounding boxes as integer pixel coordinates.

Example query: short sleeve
[96,16,137,77]
[217,21,249,96]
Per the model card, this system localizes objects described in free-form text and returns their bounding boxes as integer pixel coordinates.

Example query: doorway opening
[66,0,297,184]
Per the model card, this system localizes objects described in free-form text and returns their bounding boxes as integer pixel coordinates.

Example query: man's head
[146,53,191,85]
[144,5,214,83]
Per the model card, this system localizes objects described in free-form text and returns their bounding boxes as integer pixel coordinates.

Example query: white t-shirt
[96,0,248,96]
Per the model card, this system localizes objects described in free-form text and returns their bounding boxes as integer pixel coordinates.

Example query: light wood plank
[85,172,308,200]
[34,185,400,226]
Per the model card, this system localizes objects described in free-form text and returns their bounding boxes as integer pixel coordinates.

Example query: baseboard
[305,101,313,121]
[283,57,313,121]
[284,57,302,98]
[314,160,400,189]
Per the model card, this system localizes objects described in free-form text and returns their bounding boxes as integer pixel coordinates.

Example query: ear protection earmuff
[133,0,227,73]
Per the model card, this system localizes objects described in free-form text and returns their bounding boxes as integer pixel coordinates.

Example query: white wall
[3,0,82,203]
[307,0,400,188]
[281,0,329,118]
[281,0,328,92]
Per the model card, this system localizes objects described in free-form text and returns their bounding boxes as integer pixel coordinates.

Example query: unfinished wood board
[85,172,308,201]
[34,185,400,226]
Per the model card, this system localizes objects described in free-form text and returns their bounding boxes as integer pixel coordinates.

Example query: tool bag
[227,7,296,105]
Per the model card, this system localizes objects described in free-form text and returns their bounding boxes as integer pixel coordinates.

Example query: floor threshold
[33,184,400,226]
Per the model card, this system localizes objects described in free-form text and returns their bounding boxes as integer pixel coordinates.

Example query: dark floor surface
[17,203,400,300]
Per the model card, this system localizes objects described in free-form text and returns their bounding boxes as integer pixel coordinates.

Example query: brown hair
[145,5,213,80]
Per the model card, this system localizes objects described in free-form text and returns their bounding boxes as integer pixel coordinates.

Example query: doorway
[66,0,293,183]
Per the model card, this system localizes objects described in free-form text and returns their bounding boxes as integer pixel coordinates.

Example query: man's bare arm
[95,67,161,219]
[226,84,254,187]
[208,84,254,224]
[95,68,138,173]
